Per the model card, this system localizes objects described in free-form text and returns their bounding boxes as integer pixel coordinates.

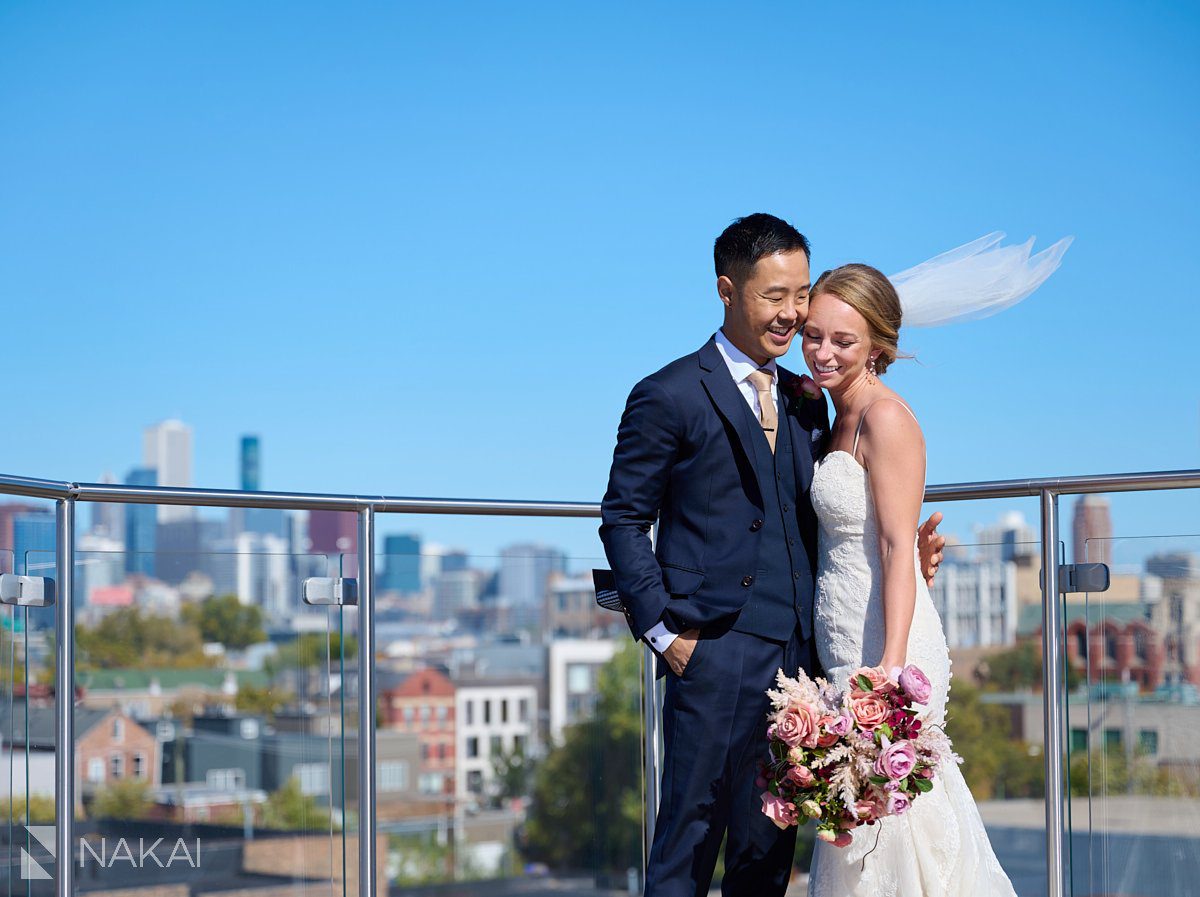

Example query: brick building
[381,667,455,796]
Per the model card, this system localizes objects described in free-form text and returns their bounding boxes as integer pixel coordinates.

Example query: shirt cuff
[644,620,678,653]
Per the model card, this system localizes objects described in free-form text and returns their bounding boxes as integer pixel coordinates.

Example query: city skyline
[1,4,1197,569]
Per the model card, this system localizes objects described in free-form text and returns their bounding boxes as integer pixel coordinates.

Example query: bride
[801,261,1020,896]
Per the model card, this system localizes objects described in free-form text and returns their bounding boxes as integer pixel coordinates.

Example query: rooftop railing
[1,468,1198,897]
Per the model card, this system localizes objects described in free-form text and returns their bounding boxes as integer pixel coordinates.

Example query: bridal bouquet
[758,663,955,846]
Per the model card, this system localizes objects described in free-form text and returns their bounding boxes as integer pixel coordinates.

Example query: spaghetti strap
[851,398,919,456]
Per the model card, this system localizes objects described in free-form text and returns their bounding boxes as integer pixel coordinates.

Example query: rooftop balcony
[1,468,1197,897]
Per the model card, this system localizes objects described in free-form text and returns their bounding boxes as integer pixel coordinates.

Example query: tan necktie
[747,368,777,453]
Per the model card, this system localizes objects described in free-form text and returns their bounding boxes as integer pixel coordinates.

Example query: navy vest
[731,395,815,641]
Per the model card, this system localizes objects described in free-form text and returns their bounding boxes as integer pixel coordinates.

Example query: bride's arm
[859,400,927,673]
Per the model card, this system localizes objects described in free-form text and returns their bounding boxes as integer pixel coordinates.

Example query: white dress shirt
[644,330,778,653]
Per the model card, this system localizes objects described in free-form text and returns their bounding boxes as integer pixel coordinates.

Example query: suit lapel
[698,339,766,491]
[778,369,823,494]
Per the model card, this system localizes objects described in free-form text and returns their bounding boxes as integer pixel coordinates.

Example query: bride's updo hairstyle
[810,263,905,374]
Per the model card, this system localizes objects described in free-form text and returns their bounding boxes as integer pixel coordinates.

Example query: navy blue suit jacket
[600,336,831,641]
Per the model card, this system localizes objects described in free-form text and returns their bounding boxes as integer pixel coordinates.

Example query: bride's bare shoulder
[858,393,924,450]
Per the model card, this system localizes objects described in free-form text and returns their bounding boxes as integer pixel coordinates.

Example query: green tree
[234,683,293,718]
[947,680,1044,800]
[977,639,1082,693]
[76,607,210,670]
[90,780,151,820]
[181,594,266,649]
[0,627,25,686]
[260,777,335,831]
[522,642,641,875]
[269,632,358,672]
[11,794,56,823]
[491,739,533,805]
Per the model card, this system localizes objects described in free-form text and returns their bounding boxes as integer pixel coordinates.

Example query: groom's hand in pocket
[663,628,701,676]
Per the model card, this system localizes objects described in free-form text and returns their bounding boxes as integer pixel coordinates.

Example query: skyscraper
[973,511,1037,565]
[12,511,55,576]
[0,502,45,566]
[380,534,422,593]
[125,467,157,576]
[499,543,568,619]
[89,472,125,543]
[231,435,287,538]
[240,435,261,492]
[144,419,193,522]
[1072,496,1113,564]
[307,511,358,555]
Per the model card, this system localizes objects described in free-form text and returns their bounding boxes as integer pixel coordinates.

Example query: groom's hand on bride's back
[918,511,946,586]
[663,628,701,677]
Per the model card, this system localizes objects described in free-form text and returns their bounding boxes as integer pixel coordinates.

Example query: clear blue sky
[1,3,1197,565]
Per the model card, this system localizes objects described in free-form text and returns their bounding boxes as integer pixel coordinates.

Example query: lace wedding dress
[807,426,1017,896]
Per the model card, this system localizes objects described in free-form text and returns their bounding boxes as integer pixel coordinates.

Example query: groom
[600,213,943,896]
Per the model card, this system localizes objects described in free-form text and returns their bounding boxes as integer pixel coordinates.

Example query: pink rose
[786,765,816,788]
[874,739,917,781]
[760,792,799,830]
[898,664,933,704]
[849,692,890,730]
[826,713,852,737]
[775,703,820,748]
[887,792,912,816]
[815,716,841,747]
[853,798,878,822]
[851,666,890,693]
[817,828,853,847]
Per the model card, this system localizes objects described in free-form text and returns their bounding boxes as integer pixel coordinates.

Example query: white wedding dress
[806,409,1017,897]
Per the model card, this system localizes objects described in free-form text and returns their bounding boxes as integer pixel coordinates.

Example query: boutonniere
[784,374,827,439]
[784,374,823,406]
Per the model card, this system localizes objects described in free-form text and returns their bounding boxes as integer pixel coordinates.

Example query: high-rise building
[77,531,126,607]
[973,511,1038,565]
[928,557,1020,649]
[156,518,223,585]
[380,534,422,593]
[1072,496,1113,564]
[433,568,486,617]
[125,467,157,576]
[143,420,193,522]
[307,511,358,555]
[207,531,291,618]
[12,511,55,576]
[240,435,261,492]
[499,543,567,609]
[230,435,287,539]
[89,472,125,543]
[1146,552,1200,580]
[0,502,45,568]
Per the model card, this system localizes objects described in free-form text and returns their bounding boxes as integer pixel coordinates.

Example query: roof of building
[1017,601,1146,635]
[0,706,131,750]
[79,668,270,691]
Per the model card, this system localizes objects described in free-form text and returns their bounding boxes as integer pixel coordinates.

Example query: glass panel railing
[3,511,58,897]
[369,539,635,893]
[28,538,350,897]
[924,534,1053,895]
[1067,513,1200,896]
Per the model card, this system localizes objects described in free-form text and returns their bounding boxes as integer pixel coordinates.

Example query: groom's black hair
[714,213,811,286]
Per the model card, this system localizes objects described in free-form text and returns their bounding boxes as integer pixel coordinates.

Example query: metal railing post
[1040,489,1067,897]
[640,644,661,871]
[641,523,663,876]
[55,498,75,897]
[357,506,377,897]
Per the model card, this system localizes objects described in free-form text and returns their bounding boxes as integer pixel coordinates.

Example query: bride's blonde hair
[810,263,905,374]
